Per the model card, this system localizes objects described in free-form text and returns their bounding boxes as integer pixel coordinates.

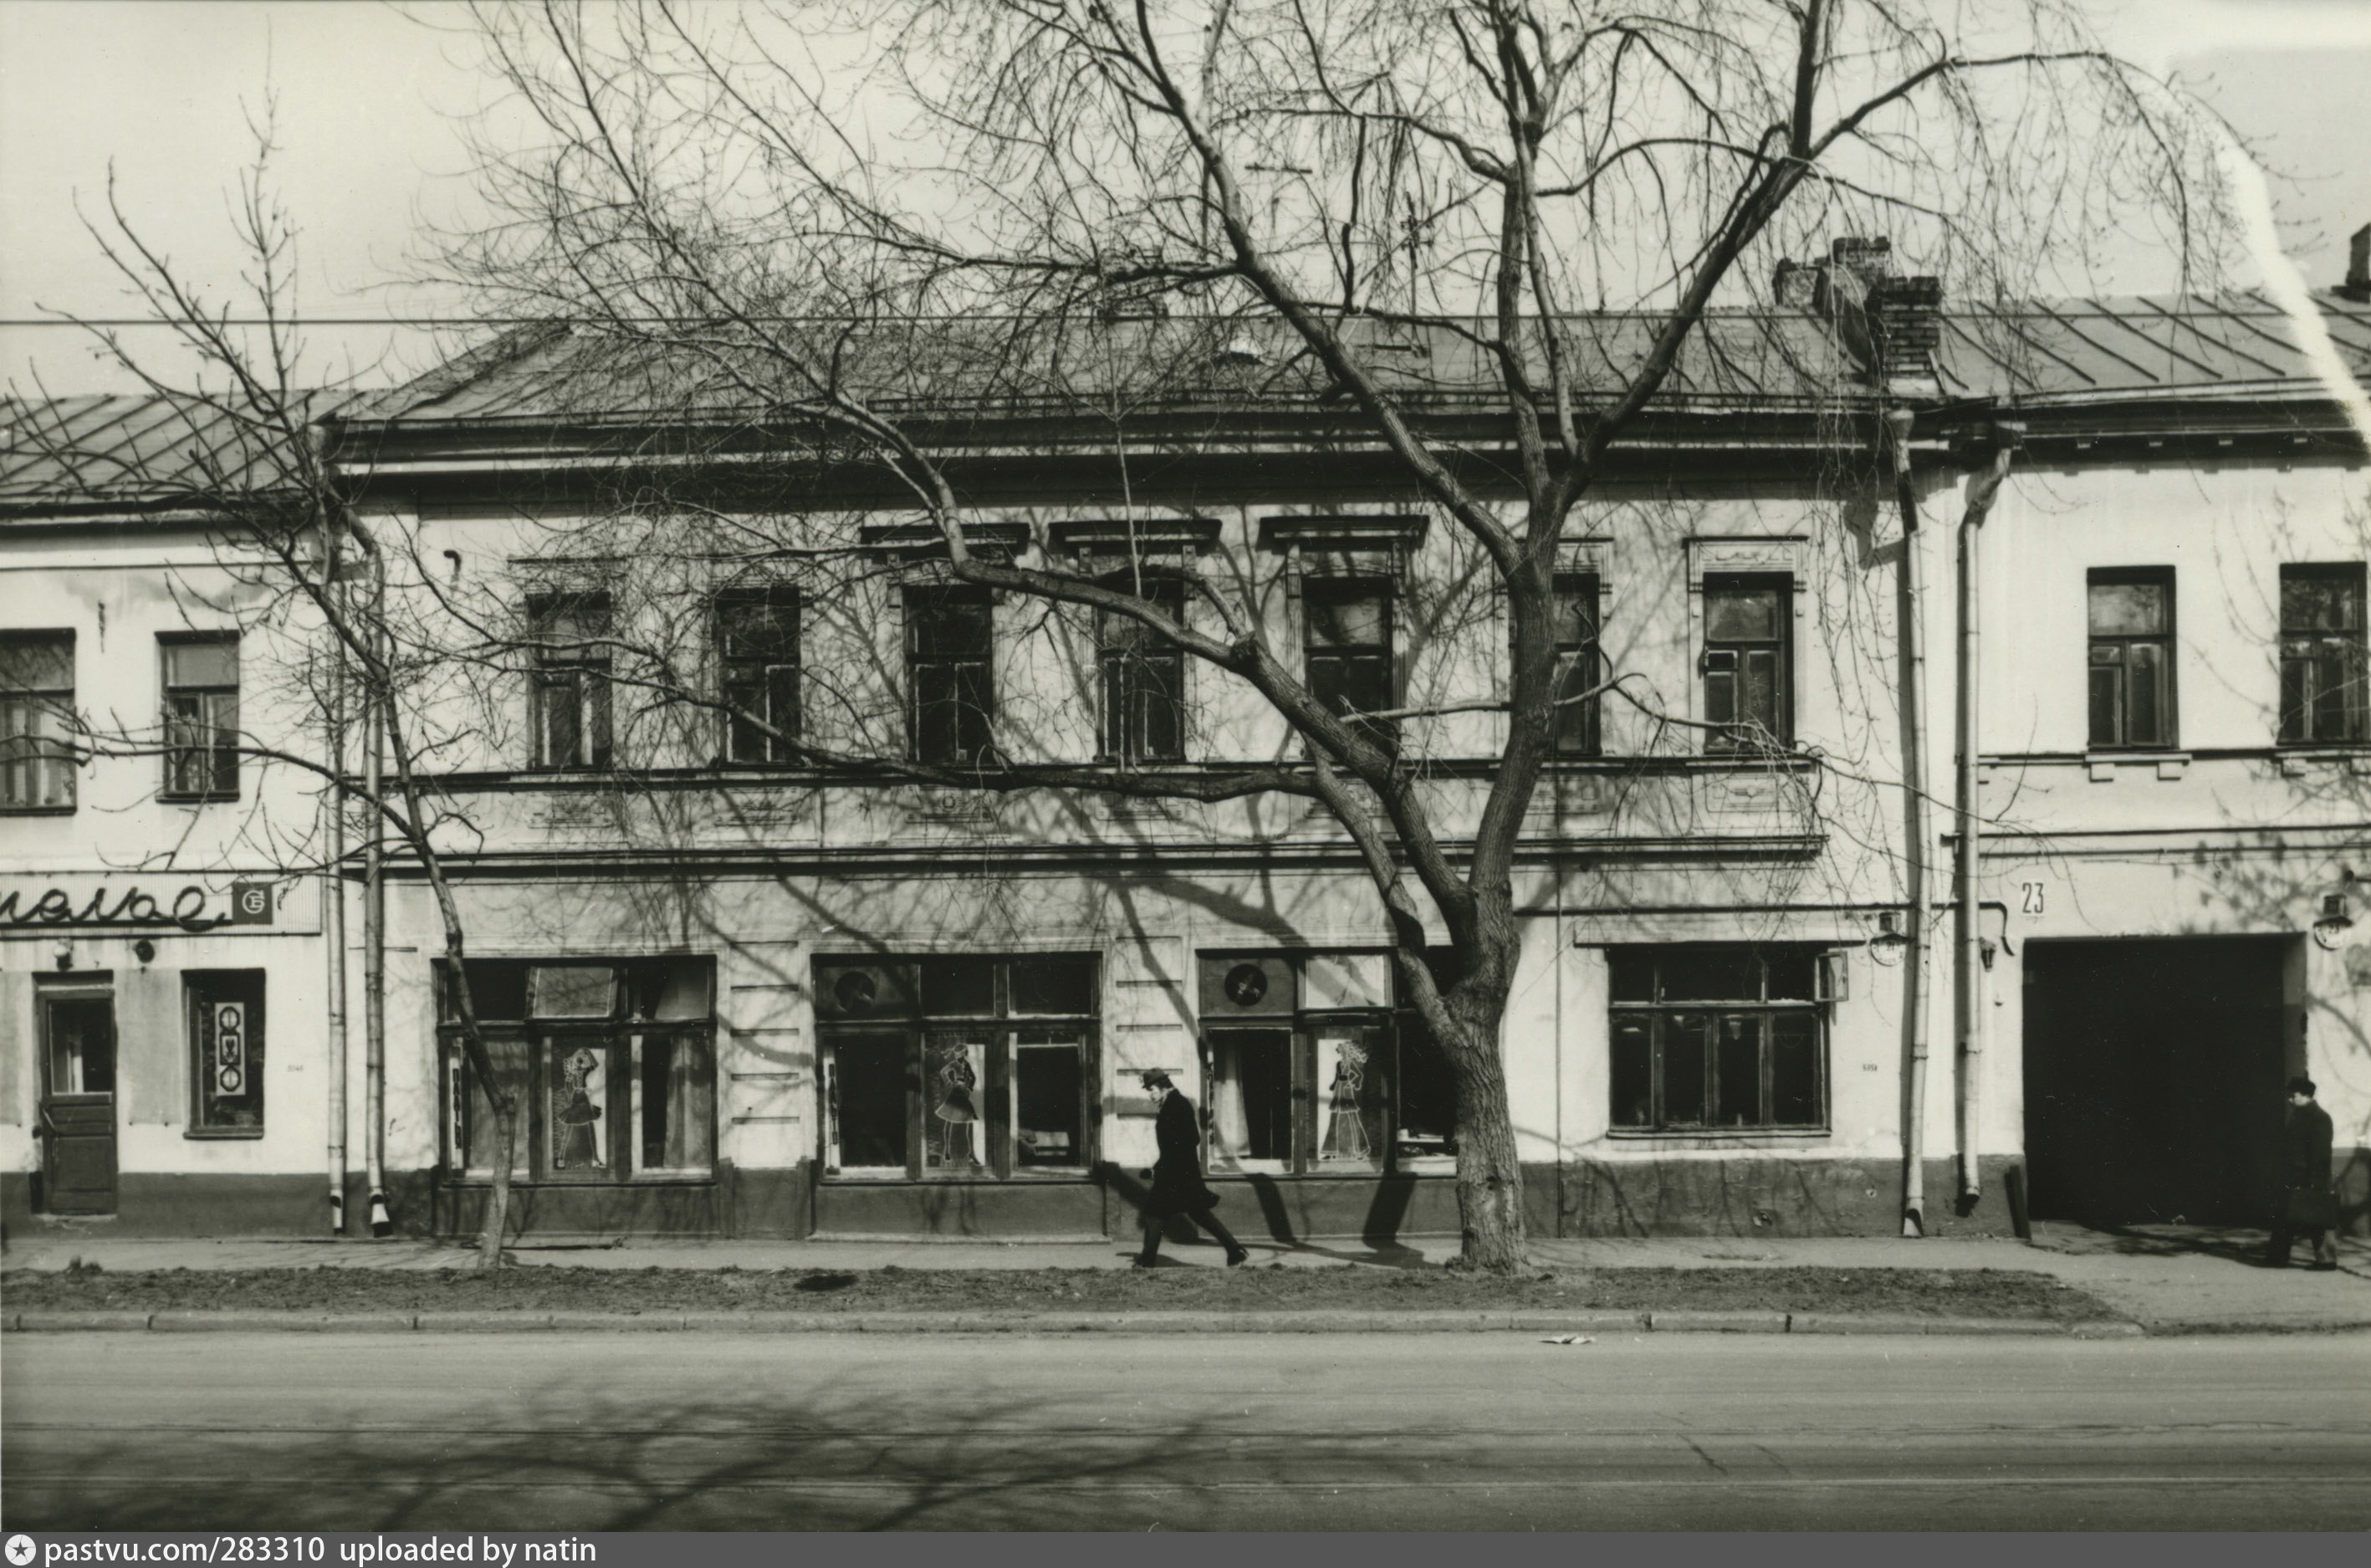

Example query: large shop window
[1,631,76,812]
[160,635,241,800]
[2279,564,2367,745]
[2087,569,2175,749]
[441,956,717,1182]
[529,595,614,770]
[1197,953,1455,1176]
[186,970,265,1135]
[1608,947,1827,1133]
[816,955,1097,1180]
[1701,575,1790,750]
[906,585,995,765]
[718,588,801,763]
[1099,578,1186,763]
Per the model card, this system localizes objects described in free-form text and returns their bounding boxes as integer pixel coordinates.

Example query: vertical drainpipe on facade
[364,548,391,1239]
[322,514,349,1238]
[1954,427,2021,1213]
[1883,406,1930,1238]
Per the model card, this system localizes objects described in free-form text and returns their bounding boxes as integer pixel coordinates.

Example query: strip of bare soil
[4,1264,2120,1320]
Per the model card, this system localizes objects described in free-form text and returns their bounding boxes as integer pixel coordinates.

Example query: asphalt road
[4,1331,2367,1530]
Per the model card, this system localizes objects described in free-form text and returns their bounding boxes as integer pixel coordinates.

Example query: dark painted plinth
[1551,1155,2031,1239]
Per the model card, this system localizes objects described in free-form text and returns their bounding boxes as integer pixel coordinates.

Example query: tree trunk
[1442,980,1527,1273]
[478,1089,519,1272]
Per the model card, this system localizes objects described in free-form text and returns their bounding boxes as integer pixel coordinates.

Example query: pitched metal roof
[343,292,2371,431]
[0,391,338,515]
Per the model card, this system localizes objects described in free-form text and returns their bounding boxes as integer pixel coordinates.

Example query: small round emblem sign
[1224,963,1269,1007]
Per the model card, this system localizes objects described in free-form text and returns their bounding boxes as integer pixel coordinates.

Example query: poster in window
[924,1031,986,1174]
[551,1041,607,1172]
[1315,1026,1384,1170]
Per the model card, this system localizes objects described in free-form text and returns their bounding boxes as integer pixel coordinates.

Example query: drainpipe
[323,523,349,1238]
[1884,406,1930,1238]
[1954,426,2021,1212]
[363,549,391,1239]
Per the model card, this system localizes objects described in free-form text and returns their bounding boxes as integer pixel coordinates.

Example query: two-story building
[8,240,2368,1244]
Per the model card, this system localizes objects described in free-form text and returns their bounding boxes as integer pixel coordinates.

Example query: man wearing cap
[2267,1075,2340,1270]
[1136,1068,1250,1268]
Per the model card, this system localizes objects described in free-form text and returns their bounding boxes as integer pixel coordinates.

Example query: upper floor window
[2087,569,2174,749]
[1304,580,1394,745]
[1551,574,1602,756]
[2279,564,2366,746]
[1608,946,1826,1132]
[717,590,800,764]
[906,585,994,765]
[1702,575,1790,750]
[529,595,612,770]
[1098,579,1185,764]
[161,635,239,800]
[1,631,76,813]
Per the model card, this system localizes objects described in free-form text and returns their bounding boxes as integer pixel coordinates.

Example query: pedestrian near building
[2267,1075,2340,1270]
[1136,1069,1250,1268]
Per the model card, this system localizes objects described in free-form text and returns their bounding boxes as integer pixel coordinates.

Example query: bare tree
[419,0,2232,1270]
[7,121,532,1270]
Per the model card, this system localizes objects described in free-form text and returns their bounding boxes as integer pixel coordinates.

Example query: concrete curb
[4,1306,2125,1336]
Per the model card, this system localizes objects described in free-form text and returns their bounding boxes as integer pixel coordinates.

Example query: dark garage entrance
[2022,937,2290,1226]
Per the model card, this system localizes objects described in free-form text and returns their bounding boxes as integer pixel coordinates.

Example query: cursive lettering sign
[0,882,261,932]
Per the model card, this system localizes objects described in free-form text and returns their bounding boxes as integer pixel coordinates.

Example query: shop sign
[0,879,276,932]
[209,1002,248,1098]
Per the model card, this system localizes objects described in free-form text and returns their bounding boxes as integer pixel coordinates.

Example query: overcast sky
[3,0,2367,396]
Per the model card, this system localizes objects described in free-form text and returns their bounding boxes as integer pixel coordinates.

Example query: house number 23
[2020,881,2047,915]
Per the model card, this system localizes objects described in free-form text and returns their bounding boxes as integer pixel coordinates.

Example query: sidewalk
[4,1222,2363,1336]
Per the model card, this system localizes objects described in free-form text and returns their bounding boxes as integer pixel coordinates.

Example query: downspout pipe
[1954,425,2021,1213]
[363,544,391,1239]
[1884,406,1931,1239]
[322,521,349,1238]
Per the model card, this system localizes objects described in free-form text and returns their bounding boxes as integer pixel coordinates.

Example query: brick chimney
[1809,237,1942,396]
[2342,222,2370,304]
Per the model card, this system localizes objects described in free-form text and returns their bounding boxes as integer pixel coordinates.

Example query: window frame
[1607,946,1829,1136]
[0,630,78,815]
[1096,575,1188,764]
[715,587,802,764]
[1550,572,1602,757]
[816,954,1101,1182]
[158,632,241,802]
[438,956,718,1186]
[1700,574,1791,752]
[903,584,996,766]
[1301,578,1398,748]
[185,969,266,1138]
[2278,563,2367,747]
[527,594,615,772]
[2087,568,2178,751]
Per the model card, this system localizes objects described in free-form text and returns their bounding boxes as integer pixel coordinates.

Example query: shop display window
[1607,945,1827,1132]
[186,970,264,1135]
[1199,952,1444,1177]
[441,955,717,1182]
[817,954,1099,1180]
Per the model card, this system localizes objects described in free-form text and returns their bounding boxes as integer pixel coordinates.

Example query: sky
[2,0,2368,396]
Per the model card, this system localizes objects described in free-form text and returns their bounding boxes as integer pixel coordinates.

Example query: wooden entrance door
[38,991,117,1214]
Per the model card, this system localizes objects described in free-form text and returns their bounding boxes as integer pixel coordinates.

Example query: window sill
[159,794,241,805]
[183,1127,265,1141]
[0,805,77,816]
[442,1174,718,1187]
[2083,750,2188,781]
[1604,1128,1831,1143]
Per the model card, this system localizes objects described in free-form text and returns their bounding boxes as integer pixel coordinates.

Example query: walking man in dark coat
[2267,1075,2340,1270]
[1136,1069,1250,1267]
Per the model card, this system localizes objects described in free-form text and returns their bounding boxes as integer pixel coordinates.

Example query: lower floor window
[442,956,717,1181]
[824,1024,1096,1179]
[1608,945,1827,1131]
[187,970,265,1133]
[1204,1014,1457,1176]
